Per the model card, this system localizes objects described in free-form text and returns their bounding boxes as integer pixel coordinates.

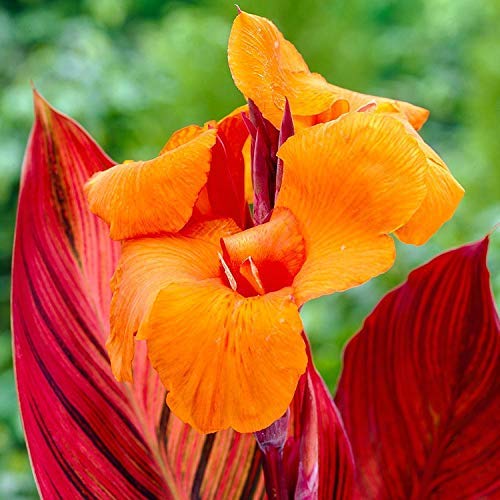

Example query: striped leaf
[335,238,500,498]
[12,90,263,499]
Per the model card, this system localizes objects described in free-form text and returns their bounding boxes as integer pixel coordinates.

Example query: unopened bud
[254,409,290,452]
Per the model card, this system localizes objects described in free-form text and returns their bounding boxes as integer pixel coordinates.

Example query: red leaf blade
[12,90,174,497]
[335,238,500,498]
[12,91,264,498]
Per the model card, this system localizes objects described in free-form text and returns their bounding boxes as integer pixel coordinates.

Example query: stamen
[218,252,237,291]
[240,256,266,295]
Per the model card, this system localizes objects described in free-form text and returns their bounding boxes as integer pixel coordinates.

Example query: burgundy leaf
[12,90,263,498]
[336,237,500,498]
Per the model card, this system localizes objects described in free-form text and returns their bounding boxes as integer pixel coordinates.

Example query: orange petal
[242,135,253,203]
[108,218,239,381]
[141,280,306,433]
[276,112,428,304]
[228,11,428,130]
[312,98,351,124]
[394,100,429,131]
[160,105,247,155]
[221,207,305,294]
[159,124,214,220]
[363,103,464,243]
[366,106,463,244]
[160,107,250,227]
[85,129,217,240]
[228,11,336,128]
[160,123,209,154]
[396,140,464,244]
[326,87,430,131]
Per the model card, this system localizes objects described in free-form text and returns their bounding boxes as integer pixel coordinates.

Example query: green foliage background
[0,0,498,496]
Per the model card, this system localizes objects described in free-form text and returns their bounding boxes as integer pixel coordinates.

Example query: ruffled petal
[108,218,239,381]
[364,102,464,243]
[160,123,209,154]
[396,140,464,244]
[159,108,250,227]
[221,207,305,294]
[140,280,306,433]
[228,11,428,130]
[228,11,335,128]
[276,112,428,304]
[323,87,430,131]
[85,129,217,240]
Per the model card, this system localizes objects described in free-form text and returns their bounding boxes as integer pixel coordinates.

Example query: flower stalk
[254,411,290,499]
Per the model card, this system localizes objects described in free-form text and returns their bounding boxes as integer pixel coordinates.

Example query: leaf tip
[32,86,53,123]
[467,235,490,262]
[487,223,499,238]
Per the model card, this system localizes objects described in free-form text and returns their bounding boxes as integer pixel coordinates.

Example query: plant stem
[261,447,288,500]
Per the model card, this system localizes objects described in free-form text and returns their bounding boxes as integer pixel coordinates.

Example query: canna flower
[228,10,464,244]
[86,109,431,434]
[13,19,495,500]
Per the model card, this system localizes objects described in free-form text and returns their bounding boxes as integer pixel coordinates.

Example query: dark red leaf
[336,237,500,498]
[12,90,263,498]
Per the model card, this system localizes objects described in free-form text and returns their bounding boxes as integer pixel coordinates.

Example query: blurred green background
[1,0,498,496]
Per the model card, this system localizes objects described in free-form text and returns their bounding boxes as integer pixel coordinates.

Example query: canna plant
[11,9,498,499]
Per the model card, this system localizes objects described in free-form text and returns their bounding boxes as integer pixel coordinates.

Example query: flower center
[218,207,306,297]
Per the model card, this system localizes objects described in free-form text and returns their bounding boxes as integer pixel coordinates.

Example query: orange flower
[86,111,430,433]
[228,10,464,244]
